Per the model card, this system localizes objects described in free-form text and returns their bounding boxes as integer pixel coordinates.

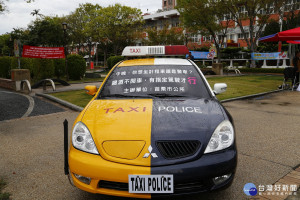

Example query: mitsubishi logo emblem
[143,145,158,158]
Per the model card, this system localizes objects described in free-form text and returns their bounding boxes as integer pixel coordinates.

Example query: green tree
[283,11,300,31]
[261,20,280,52]
[0,29,29,57]
[177,0,230,62]
[27,16,65,47]
[0,0,33,13]
[0,34,11,56]
[263,20,280,36]
[219,0,287,66]
[145,25,185,45]
[30,9,43,19]
[90,4,143,66]
[67,3,101,66]
[0,1,5,13]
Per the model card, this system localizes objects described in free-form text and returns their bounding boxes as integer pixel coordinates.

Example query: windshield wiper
[147,93,187,98]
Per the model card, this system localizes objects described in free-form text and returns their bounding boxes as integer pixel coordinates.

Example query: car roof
[118,58,192,67]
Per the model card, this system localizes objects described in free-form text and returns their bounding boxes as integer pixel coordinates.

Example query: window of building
[284,0,292,11]
[238,33,250,39]
[268,2,275,14]
[203,36,213,42]
[239,6,248,15]
[258,9,265,15]
[191,34,200,43]
[222,13,231,21]
[284,0,300,11]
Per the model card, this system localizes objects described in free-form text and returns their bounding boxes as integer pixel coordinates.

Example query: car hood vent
[156,140,200,159]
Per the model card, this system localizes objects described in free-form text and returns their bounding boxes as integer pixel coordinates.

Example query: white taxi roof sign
[122,45,189,57]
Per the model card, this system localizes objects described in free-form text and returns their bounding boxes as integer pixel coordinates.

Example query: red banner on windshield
[22,45,65,59]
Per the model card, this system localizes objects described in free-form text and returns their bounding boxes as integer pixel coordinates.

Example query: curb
[40,88,87,94]
[220,89,283,103]
[68,80,104,85]
[35,93,83,112]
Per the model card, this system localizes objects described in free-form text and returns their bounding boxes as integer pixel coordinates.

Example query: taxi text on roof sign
[122,45,189,57]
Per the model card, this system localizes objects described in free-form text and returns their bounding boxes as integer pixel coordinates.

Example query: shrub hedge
[107,56,124,69]
[11,57,19,70]
[54,59,65,79]
[0,56,12,78]
[20,58,34,77]
[31,58,55,82]
[0,56,87,82]
[67,54,86,80]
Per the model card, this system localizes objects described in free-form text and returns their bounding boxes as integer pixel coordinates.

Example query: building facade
[143,0,300,49]
[162,0,177,11]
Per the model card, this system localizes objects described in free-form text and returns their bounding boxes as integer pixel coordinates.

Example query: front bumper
[69,145,237,198]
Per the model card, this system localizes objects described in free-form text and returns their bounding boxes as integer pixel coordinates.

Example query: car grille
[98,180,128,191]
[156,140,200,159]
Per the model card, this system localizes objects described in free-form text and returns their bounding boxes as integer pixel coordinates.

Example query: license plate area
[129,175,174,193]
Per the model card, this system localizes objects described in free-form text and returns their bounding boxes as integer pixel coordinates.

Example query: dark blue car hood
[150,98,226,166]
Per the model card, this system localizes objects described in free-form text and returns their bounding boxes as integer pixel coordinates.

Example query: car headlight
[204,120,234,154]
[72,121,99,155]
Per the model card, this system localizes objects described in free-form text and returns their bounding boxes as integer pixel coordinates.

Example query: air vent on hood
[156,140,200,159]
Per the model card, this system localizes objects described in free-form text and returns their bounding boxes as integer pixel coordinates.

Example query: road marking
[0,91,35,118]
[21,95,34,118]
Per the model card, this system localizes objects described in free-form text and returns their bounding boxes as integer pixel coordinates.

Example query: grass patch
[0,178,10,200]
[50,90,93,108]
[207,75,282,101]
[49,75,283,107]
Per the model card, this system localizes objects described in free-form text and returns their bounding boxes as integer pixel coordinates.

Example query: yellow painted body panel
[103,140,146,160]
[118,58,154,67]
[82,99,153,166]
[69,147,151,199]
[69,60,153,197]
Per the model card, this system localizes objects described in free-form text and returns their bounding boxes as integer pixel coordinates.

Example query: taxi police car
[66,45,237,198]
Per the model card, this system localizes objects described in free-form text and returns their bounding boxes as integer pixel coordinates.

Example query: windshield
[98,65,211,99]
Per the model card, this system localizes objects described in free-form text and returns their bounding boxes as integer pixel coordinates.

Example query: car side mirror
[85,85,97,96]
[213,83,227,95]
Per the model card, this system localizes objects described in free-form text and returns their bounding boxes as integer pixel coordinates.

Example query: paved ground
[0,90,299,200]
[0,88,65,121]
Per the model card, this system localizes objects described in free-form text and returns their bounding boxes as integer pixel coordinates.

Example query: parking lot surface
[0,91,299,200]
